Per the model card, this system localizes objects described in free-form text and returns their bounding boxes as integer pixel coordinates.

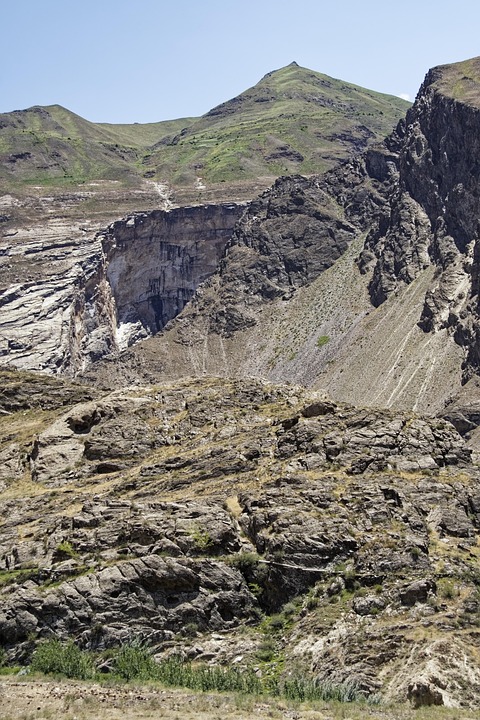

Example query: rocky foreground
[0,369,479,708]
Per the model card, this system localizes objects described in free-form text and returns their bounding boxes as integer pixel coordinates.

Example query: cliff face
[361,60,480,381]
[0,202,243,375]
[88,58,480,417]
[101,204,242,341]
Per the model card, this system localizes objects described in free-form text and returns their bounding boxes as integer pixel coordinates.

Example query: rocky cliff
[82,57,480,421]
[0,201,243,374]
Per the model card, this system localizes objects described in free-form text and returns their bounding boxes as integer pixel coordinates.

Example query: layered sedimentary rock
[0,202,243,374]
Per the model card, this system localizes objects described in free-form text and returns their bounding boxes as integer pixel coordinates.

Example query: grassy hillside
[0,63,410,194]
[428,55,480,105]
[0,104,191,188]
[144,62,410,184]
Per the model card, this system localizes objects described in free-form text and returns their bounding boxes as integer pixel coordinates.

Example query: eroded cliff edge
[0,202,243,374]
[84,57,480,418]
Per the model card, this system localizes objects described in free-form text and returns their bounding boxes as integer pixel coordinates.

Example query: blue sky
[2,0,480,123]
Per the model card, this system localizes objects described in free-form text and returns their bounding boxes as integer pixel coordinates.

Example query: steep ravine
[83,57,480,419]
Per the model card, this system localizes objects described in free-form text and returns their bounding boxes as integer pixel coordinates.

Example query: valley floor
[0,678,478,720]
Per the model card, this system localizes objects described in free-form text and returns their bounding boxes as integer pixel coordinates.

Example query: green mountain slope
[0,104,191,188]
[0,63,410,195]
[144,62,411,184]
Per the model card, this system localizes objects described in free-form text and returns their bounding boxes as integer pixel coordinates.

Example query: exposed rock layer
[0,202,243,374]
[0,371,479,706]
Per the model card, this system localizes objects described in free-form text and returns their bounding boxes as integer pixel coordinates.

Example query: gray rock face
[0,555,257,657]
[0,202,243,374]
[100,203,244,339]
[357,62,480,383]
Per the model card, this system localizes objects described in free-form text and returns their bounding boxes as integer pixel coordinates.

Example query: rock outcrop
[1,370,480,705]
[0,202,243,374]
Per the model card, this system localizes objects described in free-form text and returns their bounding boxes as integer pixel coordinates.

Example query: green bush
[156,656,262,694]
[31,639,95,680]
[113,641,159,681]
[281,676,362,702]
[229,552,261,572]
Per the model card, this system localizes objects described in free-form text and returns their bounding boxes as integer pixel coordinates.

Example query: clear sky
[2,0,480,124]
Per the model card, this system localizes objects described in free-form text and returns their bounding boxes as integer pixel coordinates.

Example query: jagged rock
[0,372,480,705]
[0,555,258,658]
[0,203,243,374]
[399,579,436,606]
[407,678,445,708]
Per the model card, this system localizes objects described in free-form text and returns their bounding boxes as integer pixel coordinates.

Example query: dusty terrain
[0,678,479,720]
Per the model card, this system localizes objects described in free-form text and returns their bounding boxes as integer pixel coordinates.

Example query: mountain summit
[0,63,409,204]
[147,62,410,187]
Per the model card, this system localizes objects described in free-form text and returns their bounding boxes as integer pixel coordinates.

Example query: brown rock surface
[0,371,480,705]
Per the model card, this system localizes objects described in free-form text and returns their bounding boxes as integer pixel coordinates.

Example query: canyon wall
[0,202,243,374]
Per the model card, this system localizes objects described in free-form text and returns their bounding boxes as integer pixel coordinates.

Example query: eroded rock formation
[1,370,480,705]
[0,202,243,374]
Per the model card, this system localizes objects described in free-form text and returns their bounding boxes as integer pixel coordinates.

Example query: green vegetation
[55,541,78,559]
[316,335,330,347]
[0,64,410,192]
[433,57,480,105]
[189,525,213,551]
[31,639,96,680]
[0,567,38,588]
[25,638,370,703]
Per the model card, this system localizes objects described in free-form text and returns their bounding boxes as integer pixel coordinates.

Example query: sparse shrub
[256,638,277,662]
[305,594,319,610]
[113,641,158,681]
[31,639,95,680]
[181,622,199,638]
[55,541,78,559]
[437,578,459,600]
[189,525,213,551]
[281,601,298,617]
[316,335,329,348]
[230,552,261,572]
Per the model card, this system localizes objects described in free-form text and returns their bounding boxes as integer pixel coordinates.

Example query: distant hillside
[0,63,410,197]
[145,61,410,185]
[0,104,190,188]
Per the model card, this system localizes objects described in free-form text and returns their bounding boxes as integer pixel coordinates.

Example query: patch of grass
[27,639,384,706]
[316,335,330,347]
[112,641,158,681]
[0,567,38,588]
[281,676,365,703]
[55,541,78,559]
[437,578,459,600]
